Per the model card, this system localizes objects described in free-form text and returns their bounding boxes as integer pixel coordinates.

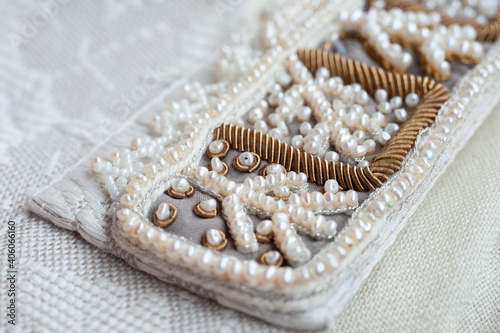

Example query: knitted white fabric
[1,0,499,332]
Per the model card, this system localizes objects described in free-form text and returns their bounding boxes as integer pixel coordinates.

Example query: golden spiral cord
[297,48,449,183]
[214,49,450,191]
[213,123,381,190]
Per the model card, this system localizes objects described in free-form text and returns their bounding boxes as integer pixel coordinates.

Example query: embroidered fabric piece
[27,0,500,330]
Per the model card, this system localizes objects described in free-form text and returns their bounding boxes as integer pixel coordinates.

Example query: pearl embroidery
[273,213,311,266]
[155,202,170,220]
[111,49,495,292]
[382,0,500,41]
[258,250,284,267]
[207,157,229,176]
[238,152,255,166]
[255,220,274,243]
[207,139,230,158]
[167,178,195,199]
[233,152,261,172]
[238,54,429,165]
[339,7,483,80]
[202,229,228,251]
[324,179,340,194]
[260,163,286,177]
[193,199,218,219]
[153,202,177,228]
[89,0,500,297]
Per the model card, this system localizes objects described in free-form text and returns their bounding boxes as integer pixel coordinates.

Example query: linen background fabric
[0,1,498,332]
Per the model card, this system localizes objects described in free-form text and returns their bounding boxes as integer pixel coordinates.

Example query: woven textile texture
[0,1,499,332]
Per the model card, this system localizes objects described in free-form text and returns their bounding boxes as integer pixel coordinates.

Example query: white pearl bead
[238,152,255,166]
[264,251,281,265]
[116,177,127,187]
[211,157,224,173]
[310,215,325,234]
[139,227,156,245]
[248,108,264,124]
[405,93,419,107]
[274,186,290,198]
[377,131,391,145]
[120,193,137,207]
[274,173,286,186]
[344,110,359,128]
[267,164,285,175]
[352,145,367,158]
[194,167,208,181]
[356,90,370,105]
[384,123,400,135]
[116,208,131,221]
[286,246,304,261]
[256,220,273,235]
[315,67,330,78]
[254,176,266,190]
[276,121,289,136]
[152,232,168,250]
[258,100,269,113]
[286,171,298,184]
[324,179,339,194]
[374,89,388,102]
[334,192,346,209]
[358,160,370,167]
[173,178,190,192]
[303,141,319,154]
[372,111,387,127]
[363,139,376,154]
[122,215,140,233]
[311,192,323,210]
[200,199,217,212]
[129,220,144,239]
[323,220,338,237]
[291,135,304,149]
[394,108,408,123]
[299,122,312,136]
[206,229,223,246]
[325,151,340,162]
[268,113,281,127]
[254,120,268,133]
[156,202,171,220]
[91,156,103,171]
[213,175,227,191]
[377,101,392,115]
[297,173,307,184]
[300,192,313,209]
[431,47,446,63]
[236,232,256,250]
[346,190,358,207]
[389,96,403,109]
[276,106,293,123]
[296,106,312,122]
[352,130,366,142]
[268,128,284,140]
[367,200,386,217]
[277,71,292,87]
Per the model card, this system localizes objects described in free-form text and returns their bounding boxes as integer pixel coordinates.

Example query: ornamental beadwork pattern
[109,49,450,268]
[338,7,483,81]
[90,0,500,295]
[382,0,500,41]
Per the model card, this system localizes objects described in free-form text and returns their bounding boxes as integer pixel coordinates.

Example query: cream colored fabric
[332,107,500,333]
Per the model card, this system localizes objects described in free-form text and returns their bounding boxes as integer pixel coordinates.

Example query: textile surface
[0,1,498,332]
